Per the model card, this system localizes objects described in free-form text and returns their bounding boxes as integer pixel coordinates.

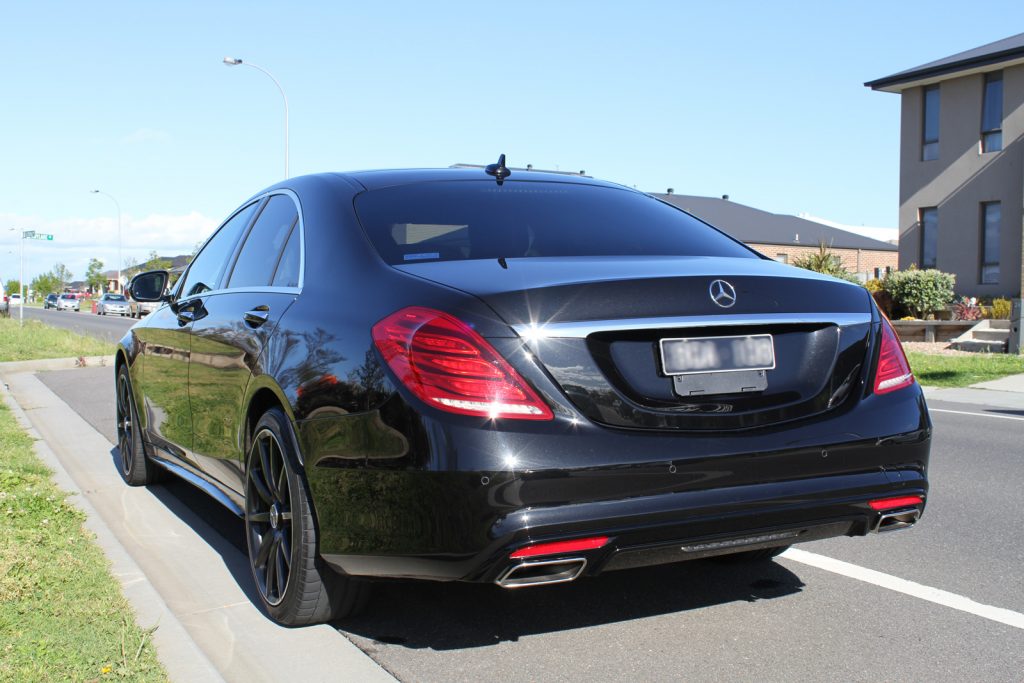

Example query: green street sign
[28,233,54,241]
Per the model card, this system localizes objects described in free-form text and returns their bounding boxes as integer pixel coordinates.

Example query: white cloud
[119,128,171,145]
[0,211,216,284]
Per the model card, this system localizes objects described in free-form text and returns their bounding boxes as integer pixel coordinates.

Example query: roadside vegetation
[0,399,167,681]
[0,318,113,362]
[906,350,1024,388]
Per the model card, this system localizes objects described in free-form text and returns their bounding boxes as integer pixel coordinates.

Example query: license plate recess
[660,334,775,396]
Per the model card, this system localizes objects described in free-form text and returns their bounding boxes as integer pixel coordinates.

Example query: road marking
[782,548,1024,630]
[929,408,1024,422]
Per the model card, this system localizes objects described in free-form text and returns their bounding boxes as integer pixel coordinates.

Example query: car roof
[328,167,627,192]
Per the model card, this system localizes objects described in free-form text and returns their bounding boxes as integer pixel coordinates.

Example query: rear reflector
[373,307,553,420]
[868,496,923,511]
[509,536,610,559]
[874,317,915,395]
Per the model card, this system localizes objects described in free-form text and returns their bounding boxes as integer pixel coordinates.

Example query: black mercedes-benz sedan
[116,161,930,626]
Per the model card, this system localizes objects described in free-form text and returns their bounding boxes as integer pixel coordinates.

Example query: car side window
[179,201,260,298]
[228,194,299,289]
[271,222,300,288]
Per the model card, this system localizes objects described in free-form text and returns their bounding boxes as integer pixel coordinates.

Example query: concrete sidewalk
[921,372,1024,411]
[0,364,395,683]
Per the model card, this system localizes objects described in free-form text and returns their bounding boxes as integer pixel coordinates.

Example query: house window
[919,207,937,268]
[980,202,1000,284]
[775,253,788,264]
[922,85,940,161]
[981,72,1003,153]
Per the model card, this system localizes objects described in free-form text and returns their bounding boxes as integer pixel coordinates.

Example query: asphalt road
[35,367,1024,682]
[14,304,136,342]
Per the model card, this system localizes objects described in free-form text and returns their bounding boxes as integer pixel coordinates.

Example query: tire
[245,408,368,626]
[712,545,790,563]
[115,364,159,486]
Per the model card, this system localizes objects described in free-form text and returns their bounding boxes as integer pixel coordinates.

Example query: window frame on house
[981,71,1003,153]
[919,207,938,268]
[980,201,1000,284]
[921,85,940,161]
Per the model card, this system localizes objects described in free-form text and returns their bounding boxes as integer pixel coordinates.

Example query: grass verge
[0,399,167,681]
[0,318,113,362]
[906,351,1024,388]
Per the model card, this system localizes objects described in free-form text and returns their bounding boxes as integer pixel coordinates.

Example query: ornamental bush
[882,268,955,319]
[792,243,859,283]
[992,298,1012,320]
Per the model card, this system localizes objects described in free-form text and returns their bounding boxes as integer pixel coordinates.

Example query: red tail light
[873,317,915,395]
[869,495,923,511]
[509,536,610,559]
[372,307,553,420]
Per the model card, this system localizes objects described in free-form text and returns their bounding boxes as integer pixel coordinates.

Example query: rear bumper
[315,427,929,583]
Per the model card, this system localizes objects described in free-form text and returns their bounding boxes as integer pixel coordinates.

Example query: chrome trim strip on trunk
[512,312,873,339]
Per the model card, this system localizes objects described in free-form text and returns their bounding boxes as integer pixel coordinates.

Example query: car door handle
[244,306,270,327]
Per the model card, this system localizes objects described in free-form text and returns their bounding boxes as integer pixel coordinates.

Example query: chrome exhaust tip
[495,558,587,589]
[873,508,921,533]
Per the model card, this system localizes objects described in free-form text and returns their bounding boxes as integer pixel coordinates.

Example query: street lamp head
[223,57,243,66]
[90,189,99,193]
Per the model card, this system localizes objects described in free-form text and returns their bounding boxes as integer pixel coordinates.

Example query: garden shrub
[992,298,1012,320]
[882,268,955,319]
[952,296,983,321]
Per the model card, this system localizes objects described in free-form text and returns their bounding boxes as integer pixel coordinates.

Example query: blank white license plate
[660,334,776,375]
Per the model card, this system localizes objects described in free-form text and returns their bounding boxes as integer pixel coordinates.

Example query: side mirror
[128,270,170,302]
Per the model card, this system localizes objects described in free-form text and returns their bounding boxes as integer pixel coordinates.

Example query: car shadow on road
[336,556,805,650]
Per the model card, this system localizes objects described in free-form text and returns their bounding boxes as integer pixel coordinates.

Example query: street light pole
[19,230,24,327]
[90,190,121,292]
[223,57,289,178]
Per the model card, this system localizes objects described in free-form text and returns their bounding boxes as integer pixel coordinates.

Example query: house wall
[898,63,1024,297]
[747,243,898,277]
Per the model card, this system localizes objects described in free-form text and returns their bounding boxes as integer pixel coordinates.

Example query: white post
[19,231,24,327]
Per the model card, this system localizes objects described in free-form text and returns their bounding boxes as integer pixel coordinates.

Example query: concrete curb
[0,355,114,374]
[0,374,224,682]
[0,365,396,683]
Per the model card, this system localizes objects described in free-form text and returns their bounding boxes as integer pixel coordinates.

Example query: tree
[5,279,21,297]
[146,250,172,271]
[86,258,106,293]
[791,243,858,283]
[31,272,60,297]
[53,263,73,292]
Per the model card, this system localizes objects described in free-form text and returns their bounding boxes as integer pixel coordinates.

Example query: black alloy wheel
[115,364,157,485]
[244,408,368,626]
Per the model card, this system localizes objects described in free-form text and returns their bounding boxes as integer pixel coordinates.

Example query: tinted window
[105,294,126,302]
[180,202,259,297]
[271,223,301,287]
[228,195,298,288]
[354,181,755,265]
[922,85,939,161]
[981,202,1000,284]
[981,72,1002,153]
[920,207,937,268]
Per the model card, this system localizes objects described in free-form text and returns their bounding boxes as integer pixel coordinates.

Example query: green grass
[0,400,167,682]
[906,351,1024,388]
[0,318,114,362]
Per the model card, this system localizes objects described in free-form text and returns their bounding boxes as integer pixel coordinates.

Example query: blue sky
[2,1,1022,284]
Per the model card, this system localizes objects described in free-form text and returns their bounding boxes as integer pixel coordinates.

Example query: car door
[138,200,261,468]
[187,192,303,492]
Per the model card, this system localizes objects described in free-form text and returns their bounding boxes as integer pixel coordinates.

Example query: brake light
[372,307,553,420]
[869,495,923,511]
[509,536,610,559]
[873,317,915,394]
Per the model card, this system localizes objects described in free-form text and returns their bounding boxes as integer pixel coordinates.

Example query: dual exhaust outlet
[496,500,922,588]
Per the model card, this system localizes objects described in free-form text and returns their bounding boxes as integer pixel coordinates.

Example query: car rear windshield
[353,180,756,265]
[106,295,127,301]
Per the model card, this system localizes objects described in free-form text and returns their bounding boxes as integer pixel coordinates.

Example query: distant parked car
[96,293,130,316]
[44,293,59,309]
[56,293,80,311]
[128,296,160,318]
[9,293,22,307]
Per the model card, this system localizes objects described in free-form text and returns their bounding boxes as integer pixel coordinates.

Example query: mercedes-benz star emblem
[709,279,737,308]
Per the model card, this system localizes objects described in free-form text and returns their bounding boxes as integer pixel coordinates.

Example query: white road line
[929,408,1024,422]
[782,548,1024,630]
